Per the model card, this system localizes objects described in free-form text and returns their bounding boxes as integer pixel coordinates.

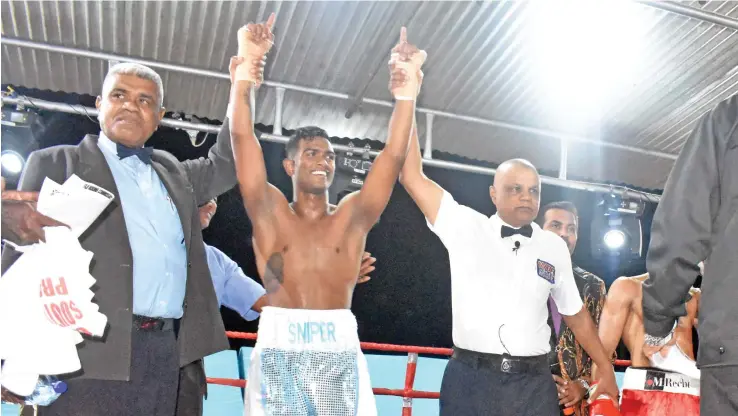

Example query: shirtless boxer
[599,273,701,370]
[229,16,425,415]
[597,268,702,416]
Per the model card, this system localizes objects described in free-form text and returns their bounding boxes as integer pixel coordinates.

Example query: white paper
[0,176,113,396]
[36,174,115,238]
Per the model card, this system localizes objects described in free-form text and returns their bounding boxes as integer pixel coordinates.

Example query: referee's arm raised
[399,122,445,225]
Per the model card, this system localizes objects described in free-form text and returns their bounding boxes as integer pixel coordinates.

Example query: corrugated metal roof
[2,0,738,190]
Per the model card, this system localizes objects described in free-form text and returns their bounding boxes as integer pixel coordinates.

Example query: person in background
[539,201,607,416]
[596,272,701,416]
[641,94,738,415]
[600,271,701,371]
[199,197,268,320]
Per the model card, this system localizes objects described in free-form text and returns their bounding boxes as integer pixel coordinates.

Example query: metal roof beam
[1,36,678,161]
[637,1,738,31]
[0,95,662,203]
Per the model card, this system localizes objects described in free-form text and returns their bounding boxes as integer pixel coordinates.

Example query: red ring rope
[214,331,632,415]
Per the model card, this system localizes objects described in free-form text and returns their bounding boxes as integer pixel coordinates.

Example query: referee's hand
[588,364,620,406]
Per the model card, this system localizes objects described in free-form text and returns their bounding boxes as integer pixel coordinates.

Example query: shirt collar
[489,213,524,230]
[97,131,118,157]
[98,132,153,165]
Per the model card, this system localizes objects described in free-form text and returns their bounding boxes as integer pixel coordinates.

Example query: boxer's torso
[251,195,367,310]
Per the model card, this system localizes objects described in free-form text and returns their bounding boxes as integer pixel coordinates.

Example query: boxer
[228,16,424,416]
[597,268,702,416]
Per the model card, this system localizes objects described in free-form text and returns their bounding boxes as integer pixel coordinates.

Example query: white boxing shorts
[620,368,700,416]
[244,307,377,416]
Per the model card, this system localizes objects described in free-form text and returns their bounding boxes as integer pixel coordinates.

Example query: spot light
[591,191,644,261]
[603,229,626,249]
[1,150,25,175]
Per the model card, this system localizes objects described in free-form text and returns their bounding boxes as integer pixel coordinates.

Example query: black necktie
[117,143,154,165]
[501,224,532,239]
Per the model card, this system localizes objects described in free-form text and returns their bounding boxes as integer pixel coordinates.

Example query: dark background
[2,86,668,360]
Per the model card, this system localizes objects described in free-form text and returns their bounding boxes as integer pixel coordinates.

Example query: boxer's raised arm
[352,28,425,231]
[399,122,445,225]
[230,15,282,222]
[230,78,270,215]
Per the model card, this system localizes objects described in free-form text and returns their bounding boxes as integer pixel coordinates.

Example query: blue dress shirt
[205,244,266,321]
[98,134,188,318]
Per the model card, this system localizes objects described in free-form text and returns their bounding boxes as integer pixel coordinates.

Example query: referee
[399,127,618,415]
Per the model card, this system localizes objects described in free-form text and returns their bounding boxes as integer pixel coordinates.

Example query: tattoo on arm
[263,252,284,292]
[241,87,251,104]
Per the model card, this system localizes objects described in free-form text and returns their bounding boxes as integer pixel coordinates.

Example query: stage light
[1,150,25,175]
[591,191,643,260]
[603,229,626,249]
[1,101,41,186]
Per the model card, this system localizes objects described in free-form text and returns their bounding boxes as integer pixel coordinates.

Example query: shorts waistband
[622,367,700,396]
[256,307,359,351]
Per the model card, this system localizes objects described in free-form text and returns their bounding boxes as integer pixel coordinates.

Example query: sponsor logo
[536,259,555,283]
[644,370,692,391]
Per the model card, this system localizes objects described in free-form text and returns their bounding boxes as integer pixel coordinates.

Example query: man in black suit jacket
[9,57,260,416]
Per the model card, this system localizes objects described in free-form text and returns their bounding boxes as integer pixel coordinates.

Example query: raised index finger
[399,26,407,44]
[266,12,276,31]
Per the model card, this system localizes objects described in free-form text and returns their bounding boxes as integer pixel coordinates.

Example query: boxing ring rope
[206,331,633,415]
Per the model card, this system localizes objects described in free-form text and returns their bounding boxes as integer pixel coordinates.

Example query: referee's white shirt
[427,191,584,357]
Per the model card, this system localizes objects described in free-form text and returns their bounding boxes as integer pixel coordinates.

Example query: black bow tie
[117,143,154,165]
[501,224,532,239]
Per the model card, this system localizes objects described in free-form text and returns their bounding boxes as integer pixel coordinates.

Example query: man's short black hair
[285,126,330,159]
[537,201,579,227]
